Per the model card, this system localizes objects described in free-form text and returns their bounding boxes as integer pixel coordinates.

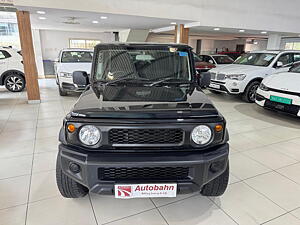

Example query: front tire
[242,81,261,103]
[201,164,229,196]
[56,155,88,198]
[4,73,26,92]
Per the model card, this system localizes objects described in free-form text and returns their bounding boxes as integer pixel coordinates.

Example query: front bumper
[256,88,300,117]
[58,143,229,195]
[208,79,245,94]
[61,82,86,92]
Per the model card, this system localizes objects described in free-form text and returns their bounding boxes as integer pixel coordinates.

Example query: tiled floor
[0,79,300,225]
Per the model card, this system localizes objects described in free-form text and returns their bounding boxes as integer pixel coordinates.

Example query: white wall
[39,30,114,60]
[32,29,45,76]
[214,39,246,52]
[200,39,215,54]
[245,40,267,52]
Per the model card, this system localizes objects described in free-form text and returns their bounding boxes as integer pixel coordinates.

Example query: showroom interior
[1,0,300,225]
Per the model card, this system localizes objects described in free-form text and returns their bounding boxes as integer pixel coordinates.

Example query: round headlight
[79,125,101,146]
[191,125,212,145]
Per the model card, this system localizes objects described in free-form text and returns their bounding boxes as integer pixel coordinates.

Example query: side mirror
[54,58,59,63]
[73,71,89,86]
[276,61,283,68]
[199,72,211,88]
[208,59,214,64]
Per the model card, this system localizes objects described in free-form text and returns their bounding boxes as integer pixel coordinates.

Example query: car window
[61,51,93,63]
[193,53,201,62]
[234,53,276,67]
[212,55,234,64]
[0,50,11,60]
[293,53,300,63]
[277,53,293,66]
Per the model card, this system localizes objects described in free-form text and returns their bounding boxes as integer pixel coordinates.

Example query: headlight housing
[191,125,212,145]
[60,72,72,78]
[79,125,101,146]
[259,83,269,91]
[225,74,246,80]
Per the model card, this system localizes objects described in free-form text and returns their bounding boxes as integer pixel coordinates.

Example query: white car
[256,63,300,117]
[208,50,300,102]
[0,47,25,92]
[55,48,93,96]
[198,54,234,67]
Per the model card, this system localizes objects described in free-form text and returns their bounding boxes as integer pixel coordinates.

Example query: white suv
[55,49,93,96]
[0,47,25,92]
[208,50,300,102]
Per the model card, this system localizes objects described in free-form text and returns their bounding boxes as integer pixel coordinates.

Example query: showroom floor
[0,79,300,225]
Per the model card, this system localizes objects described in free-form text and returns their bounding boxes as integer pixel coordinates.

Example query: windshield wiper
[149,77,191,86]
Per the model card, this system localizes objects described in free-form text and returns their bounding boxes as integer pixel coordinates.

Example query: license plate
[115,183,177,199]
[209,83,220,89]
[270,95,292,105]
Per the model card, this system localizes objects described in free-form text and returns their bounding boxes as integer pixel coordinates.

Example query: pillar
[16,11,40,103]
[267,34,282,50]
[174,24,189,44]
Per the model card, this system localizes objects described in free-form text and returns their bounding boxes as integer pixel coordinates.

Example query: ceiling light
[38,17,46,20]
[239,29,245,32]
[92,20,99,24]
[213,28,220,31]
[37,11,45,14]
[100,16,108,19]
[170,22,176,25]
[261,31,267,34]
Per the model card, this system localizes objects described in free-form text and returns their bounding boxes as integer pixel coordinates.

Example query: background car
[55,48,93,96]
[208,50,300,102]
[256,62,300,117]
[193,52,215,72]
[198,54,234,67]
[0,47,25,92]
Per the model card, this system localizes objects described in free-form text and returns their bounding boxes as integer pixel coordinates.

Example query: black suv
[56,43,229,199]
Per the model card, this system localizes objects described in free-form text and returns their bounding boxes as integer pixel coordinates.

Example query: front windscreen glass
[94,47,191,83]
[234,53,276,67]
[213,55,234,64]
[61,51,93,63]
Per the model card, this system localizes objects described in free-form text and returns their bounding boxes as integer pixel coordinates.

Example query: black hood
[71,85,219,119]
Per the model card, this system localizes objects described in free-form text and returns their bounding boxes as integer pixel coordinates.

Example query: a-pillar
[16,11,41,103]
[174,24,189,44]
[267,34,282,50]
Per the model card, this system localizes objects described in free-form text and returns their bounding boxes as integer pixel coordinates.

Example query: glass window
[95,48,191,82]
[0,50,11,59]
[69,39,101,49]
[212,55,234,64]
[61,51,93,63]
[234,53,276,67]
[277,53,293,66]
[293,53,300,63]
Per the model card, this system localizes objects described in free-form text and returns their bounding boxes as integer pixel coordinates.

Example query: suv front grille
[98,167,190,181]
[109,128,183,145]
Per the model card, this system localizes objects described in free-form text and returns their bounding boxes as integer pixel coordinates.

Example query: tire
[4,73,25,92]
[210,90,222,94]
[59,86,67,96]
[201,164,229,197]
[242,81,261,103]
[56,155,88,198]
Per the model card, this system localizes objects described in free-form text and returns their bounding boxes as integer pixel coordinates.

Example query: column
[267,34,282,50]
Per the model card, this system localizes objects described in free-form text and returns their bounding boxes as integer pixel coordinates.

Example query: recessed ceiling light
[92,20,99,24]
[37,11,46,14]
[239,29,245,32]
[38,17,46,20]
[170,22,176,25]
[213,28,220,31]
[261,31,267,34]
[100,16,108,19]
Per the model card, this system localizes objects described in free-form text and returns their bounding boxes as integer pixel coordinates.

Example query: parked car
[193,52,215,72]
[198,54,234,67]
[55,48,93,96]
[217,51,243,60]
[0,47,25,92]
[208,50,300,102]
[56,43,230,199]
[256,62,300,117]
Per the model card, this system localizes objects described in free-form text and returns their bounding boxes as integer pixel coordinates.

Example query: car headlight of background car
[191,125,212,145]
[225,74,246,80]
[79,125,101,145]
[259,83,269,91]
[60,72,72,78]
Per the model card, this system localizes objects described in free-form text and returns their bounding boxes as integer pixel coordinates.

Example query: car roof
[250,50,300,54]
[94,42,191,49]
[61,48,93,52]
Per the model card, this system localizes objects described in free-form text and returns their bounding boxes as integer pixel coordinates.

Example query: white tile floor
[0,79,300,225]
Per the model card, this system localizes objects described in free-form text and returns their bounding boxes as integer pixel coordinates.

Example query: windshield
[234,53,276,67]
[61,51,93,63]
[94,48,191,83]
[213,55,234,64]
[289,63,300,73]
